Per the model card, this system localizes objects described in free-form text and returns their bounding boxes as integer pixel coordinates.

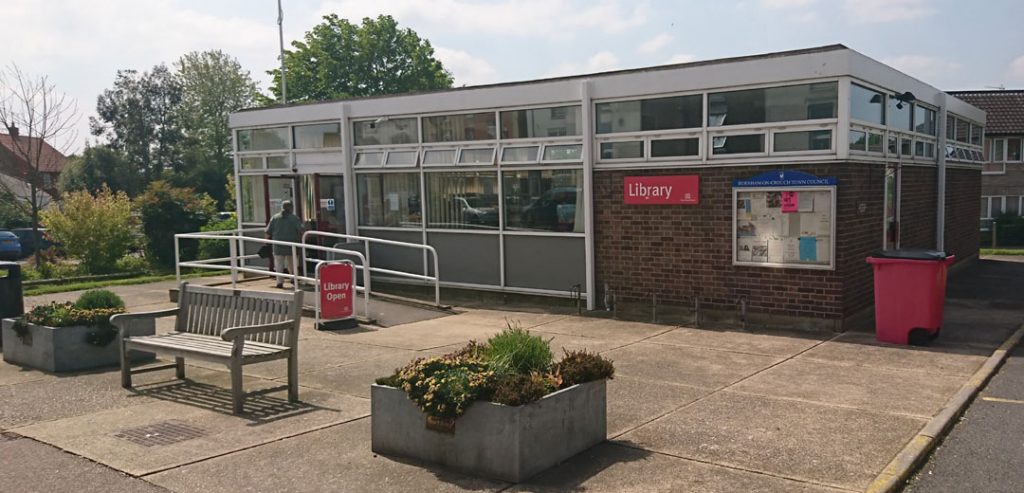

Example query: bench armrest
[110,308,180,332]
[221,320,297,341]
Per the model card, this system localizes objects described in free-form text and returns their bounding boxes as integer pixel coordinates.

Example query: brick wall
[594,163,885,322]
[899,166,938,249]
[945,168,981,261]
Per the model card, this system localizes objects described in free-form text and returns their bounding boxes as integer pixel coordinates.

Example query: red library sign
[623,175,699,205]
[319,262,354,320]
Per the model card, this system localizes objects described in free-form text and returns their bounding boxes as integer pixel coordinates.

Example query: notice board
[732,170,837,270]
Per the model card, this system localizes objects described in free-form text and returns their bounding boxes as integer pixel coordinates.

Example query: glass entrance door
[315,175,345,233]
[267,176,299,219]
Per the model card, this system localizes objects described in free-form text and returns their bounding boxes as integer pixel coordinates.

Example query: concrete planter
[1,318,155,372]
[371,379,607,483]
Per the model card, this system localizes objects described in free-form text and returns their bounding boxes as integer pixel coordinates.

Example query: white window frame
[539,143,584,164]
[768,126,834,156]
[457,147,497,166]
[422,147,460,167]
[709,130,768,158]
[499,144,541,164]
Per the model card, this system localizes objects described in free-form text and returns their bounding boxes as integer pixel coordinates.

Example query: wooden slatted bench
[111,283,304,414]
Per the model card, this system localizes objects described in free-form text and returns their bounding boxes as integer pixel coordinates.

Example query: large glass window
[887,100,912,131]
[426,172,499,230]
[774,130,831,152]
[357,173,421,228]
[239,175,266,224]
[955,118,970,143]
[712,134,765,155]
[914,106,936,135]
[423,112,496,142]
[503,170,584,233]
[294,123,341,149]
[849,130,867,151]
[599,141,643,160]
[970,124,983,146]
[237,127,288,151]
[709,82,837,127]
[850,84,885,125]
[651,138,699,157]
[596,95,702,134]
[353,118,417,146]
[501,106,582,139]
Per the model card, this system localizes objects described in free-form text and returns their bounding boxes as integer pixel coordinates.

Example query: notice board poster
[732,170,836,270]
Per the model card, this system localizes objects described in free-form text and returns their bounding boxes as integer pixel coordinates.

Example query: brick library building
[229,44,985,331]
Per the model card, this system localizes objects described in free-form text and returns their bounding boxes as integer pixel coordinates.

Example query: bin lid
[871,249,948,261]
[0,261,19,267]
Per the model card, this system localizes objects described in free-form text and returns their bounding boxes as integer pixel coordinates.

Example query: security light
[893,91,916,110]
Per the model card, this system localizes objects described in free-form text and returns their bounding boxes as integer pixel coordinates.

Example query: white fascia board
[846,50,986,124]
[229,102,343,128]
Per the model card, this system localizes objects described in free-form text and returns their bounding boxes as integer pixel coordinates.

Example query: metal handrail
[302,230,441,307]
[173,231,372,319]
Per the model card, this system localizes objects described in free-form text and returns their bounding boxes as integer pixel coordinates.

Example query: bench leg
[120,339,132,389]
[175,357,185,379]
[230,360,244,414]
[287,353,299,403]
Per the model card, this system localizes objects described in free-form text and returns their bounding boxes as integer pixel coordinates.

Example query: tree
[135,181,216,268]
[0,64,79,267]
[58,144,139,196]
[172,50,258,208]
[0,189,30,228]
[42,185,134,274]
[268,14,453,103]
[90,65,184,185]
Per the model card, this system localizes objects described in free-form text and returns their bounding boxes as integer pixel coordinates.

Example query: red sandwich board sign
[318,261,355,321]
[624,175,699,205]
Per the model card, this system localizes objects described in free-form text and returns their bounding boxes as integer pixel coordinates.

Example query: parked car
[521,187,579,231]
[451,196,498,227]
[10,228,56,258]
[0,231,21,260]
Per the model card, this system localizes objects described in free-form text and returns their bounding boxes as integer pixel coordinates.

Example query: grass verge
[23,271,226,296]
[981,248,1024,256]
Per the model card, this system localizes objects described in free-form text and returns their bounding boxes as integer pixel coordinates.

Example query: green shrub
[374,372,402,387]
[397,354,494,420]
[198,217,238,260]
[74,289,125,310]
[553,350,615,388]
[114,254,151,274]
[20,302,124,328]
[488,372,561,406]
[483,323,553,375]
[136,181,216,268]
[21,259,83,281]
[42,185,135,274]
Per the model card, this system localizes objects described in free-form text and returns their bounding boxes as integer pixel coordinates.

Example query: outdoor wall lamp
[893,91,916,109]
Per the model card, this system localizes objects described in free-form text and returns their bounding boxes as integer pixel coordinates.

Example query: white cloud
[1009,56,1024,81]
[638,33,673,54]
[586,52,620,72]
[2,0,281,152]
[317,0,650,38]
[882,55,961,80]
[760,0,817,8]
[434,47,500,86]
[666,53,697,64]
[543,51,620,78]
[788,11,820,23]
[843,0,935,23]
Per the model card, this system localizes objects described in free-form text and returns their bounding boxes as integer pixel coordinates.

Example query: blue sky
[3,0,1023,152]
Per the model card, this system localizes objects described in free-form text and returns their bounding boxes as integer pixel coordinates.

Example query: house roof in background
[0,133,67,174]
[947,90,1024,135]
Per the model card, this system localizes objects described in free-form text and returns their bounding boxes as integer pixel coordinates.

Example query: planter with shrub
[1,290,154,372]
[371,324,614,482]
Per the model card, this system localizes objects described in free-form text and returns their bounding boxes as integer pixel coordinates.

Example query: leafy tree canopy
[268,14,454,103]
[58,144,139,197]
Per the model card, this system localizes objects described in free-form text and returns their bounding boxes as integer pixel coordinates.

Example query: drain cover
[114,420,206,447]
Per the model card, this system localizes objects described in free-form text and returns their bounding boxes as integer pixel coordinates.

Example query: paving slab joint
[864,322,1024,493]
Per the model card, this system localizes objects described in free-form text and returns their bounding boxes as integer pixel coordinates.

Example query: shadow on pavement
[130,379,335,424]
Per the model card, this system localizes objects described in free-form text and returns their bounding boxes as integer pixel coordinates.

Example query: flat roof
[238,44,849,114]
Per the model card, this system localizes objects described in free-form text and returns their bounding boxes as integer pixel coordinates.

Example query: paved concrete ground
[0,260,1018,492]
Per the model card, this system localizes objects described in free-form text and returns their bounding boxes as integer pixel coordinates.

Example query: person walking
[265,200,304,288]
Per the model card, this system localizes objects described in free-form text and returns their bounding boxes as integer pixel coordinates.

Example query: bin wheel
[930,327,941,340]
[908,328,932,347]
